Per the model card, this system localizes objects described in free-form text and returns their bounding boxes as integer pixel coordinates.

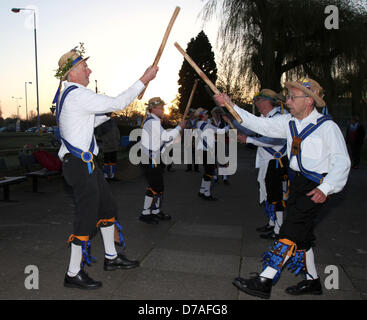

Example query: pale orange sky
[0,0,220,119]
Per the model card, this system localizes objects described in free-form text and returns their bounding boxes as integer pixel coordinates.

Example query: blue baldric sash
[263,144,287,168]
[199,122,209,150]
[144,116,168,168]
[261,109,287,168]
[288,115,331,184]
[56,85,95,174]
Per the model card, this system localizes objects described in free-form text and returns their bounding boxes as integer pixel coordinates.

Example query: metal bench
[25,168,61,192]
[0,176,27,201]
[18,152,61,193]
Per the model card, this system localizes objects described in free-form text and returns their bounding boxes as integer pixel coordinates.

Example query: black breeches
[62,154,118,237]
[279,172,325,250]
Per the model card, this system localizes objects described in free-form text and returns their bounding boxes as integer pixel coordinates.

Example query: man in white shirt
[140,97,185,224]
[195,108,229,200]
[211,107,230,185]
[214,78,350,299]
[184,109,199,172]
[54,45,158,290]
[233,89,289,240]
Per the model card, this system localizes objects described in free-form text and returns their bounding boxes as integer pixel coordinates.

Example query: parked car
[25,127,37,133]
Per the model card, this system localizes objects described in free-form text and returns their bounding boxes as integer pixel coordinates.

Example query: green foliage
[177,31,217,114]
[54,42,86,79]
[202,0,367,118]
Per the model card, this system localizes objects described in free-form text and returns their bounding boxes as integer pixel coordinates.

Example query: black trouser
[187,145,199,171]
[104,151,117,164]
[265,156,289,211]
[62,154,118,238]
[203,150,216,180]
[350,144,362,167]
[279,171,325,250]
[141,162,165,194]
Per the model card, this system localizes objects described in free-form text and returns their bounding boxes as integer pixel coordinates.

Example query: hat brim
[62,56,90,81]
[284,81,325,107]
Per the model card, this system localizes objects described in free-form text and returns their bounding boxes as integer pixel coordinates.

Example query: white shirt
[141,113,182,160]
[58,80,145,160]
[234,105,351,196]
[246,107,288,169]
[196,120,229,151]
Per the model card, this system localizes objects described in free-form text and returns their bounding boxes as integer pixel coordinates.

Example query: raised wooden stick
[182,79,198,120]
[174,42,242,123]
[138,6,181,100]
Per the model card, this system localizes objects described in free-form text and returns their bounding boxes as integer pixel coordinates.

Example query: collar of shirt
[291,108,320,127]
[150,113,161,122]
[64,81,84,90]
[266,107,281,118]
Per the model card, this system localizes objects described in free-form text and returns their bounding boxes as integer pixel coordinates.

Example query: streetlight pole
[25,81,32,121]
[11,96,22,118]
[11,8,40,134]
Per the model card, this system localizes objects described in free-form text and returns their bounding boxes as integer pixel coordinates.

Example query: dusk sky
[0,0,220,119]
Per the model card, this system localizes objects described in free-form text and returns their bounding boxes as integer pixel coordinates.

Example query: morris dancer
[226,89,289,240]
[54,45,158,289]
[140,97,185,224]
[211,107,230,185]
[214,78,350,299]
[195,108,229,200]
[184,109,199,172]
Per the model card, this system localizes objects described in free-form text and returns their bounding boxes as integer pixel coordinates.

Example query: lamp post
[11,96,22,118]
[11,8,40,134]
[25,81,32,121]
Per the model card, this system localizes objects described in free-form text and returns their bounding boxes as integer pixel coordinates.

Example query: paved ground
[0,145,366,300]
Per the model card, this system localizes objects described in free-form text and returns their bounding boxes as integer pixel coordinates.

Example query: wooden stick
[174,42,242,123]
[138,6,181,100]
[204,84,235,129]
[182,79,198,120]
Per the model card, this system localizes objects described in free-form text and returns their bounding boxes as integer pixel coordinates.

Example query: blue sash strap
[289,116,331,184]
[199,122,209,150]
[56,85,95,174]
[263,144,287,168]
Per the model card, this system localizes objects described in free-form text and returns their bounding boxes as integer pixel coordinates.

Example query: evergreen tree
[177,31,217,114]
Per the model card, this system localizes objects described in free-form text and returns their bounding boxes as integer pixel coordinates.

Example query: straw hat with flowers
[284,78,326,107]
[55,42,89,81]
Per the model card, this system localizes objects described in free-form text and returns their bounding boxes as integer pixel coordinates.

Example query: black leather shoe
[154,211,171,220]
[139,214,159,225]
[198,192,205,198]
[233,275,272,299]
[259,231,279,240]
[104,253,140,271]
[64,270,102,290]
[256,224,274,233]
[202,195,217,201]
[285,278,322,296]
[223,180,230,185]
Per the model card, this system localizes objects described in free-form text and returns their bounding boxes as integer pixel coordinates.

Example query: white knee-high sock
[152,197,160,214]
[199,179,206,194]
[67,243,82,277]
[203,180,211,196]
[269,218,275,227]
[142,196,153,215]
[100,225,117,260]
[305,248,318,280]
[274,211,283,234]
